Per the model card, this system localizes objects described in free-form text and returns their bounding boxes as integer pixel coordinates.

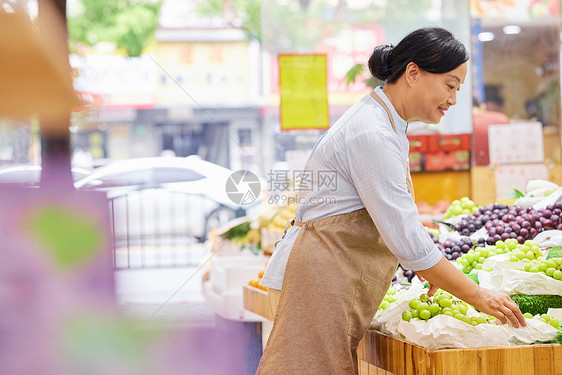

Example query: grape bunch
[454,202,511,237]
[402,291,495,325]
[441,237,474,261]
[531,313,561,328]
[378,286,398,311]
[400,266,415,283]
[513,257,562,281]
[442,197,479,221]
[455,202,562,245]
[457,238,540,273]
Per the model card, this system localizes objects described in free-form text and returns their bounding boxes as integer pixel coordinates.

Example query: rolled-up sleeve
[347,132,443,271]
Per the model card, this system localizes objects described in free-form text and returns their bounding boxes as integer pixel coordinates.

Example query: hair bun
[368,44,394,81]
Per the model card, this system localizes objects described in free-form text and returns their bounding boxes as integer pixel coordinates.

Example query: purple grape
[544,219,554,230]
[535,222,543,230]
[522,220,531,229]
[530,228,537,237]
[510,232,517,238]
[551,214,559,224]
[517,236,525,244]
[558,224,562,231]
[452,251,460,259]
[520,228,529,237]
[501,233,510,241]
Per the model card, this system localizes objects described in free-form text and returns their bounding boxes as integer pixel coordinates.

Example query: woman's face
[414,62,468,124]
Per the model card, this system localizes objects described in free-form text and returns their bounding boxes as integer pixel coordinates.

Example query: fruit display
[213,199,297,254]
[456,238,540,274]
[401,291,496,326]
[377,286,398,311]
[442,197,480,221]
[454,202,562,245]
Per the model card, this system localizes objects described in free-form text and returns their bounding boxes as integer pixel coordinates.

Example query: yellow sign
[279,54,329,130]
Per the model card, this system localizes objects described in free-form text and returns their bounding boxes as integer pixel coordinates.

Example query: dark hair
[368,27,469,84]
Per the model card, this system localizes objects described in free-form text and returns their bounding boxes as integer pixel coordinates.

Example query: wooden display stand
[359,329,562,375]
[245,286,562,375]
[243,285,274,321]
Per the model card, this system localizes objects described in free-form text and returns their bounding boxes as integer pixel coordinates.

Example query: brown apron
[257,90,411,375]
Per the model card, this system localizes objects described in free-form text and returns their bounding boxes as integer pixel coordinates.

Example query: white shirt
[260,86,443,290]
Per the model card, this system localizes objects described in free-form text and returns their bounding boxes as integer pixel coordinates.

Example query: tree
[68,0,162,57]
[196,0,261,41]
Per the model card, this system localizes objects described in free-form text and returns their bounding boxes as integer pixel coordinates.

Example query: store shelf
[359,329,562,375]
[243,285,275,321]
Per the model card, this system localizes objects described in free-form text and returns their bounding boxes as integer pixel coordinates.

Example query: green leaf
[344,63,365,87]
[220,221,251,240]
[510,189,525,198]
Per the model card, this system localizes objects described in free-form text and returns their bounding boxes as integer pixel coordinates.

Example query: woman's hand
[468,287,526,328]
[416,256,526,327]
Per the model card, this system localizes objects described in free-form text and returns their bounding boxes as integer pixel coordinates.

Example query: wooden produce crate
[359,329,562,375]
[243,285,275,321]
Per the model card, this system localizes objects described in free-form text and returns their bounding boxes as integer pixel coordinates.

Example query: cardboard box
[424,151,470,172]
[407,135,429,153]
[428,133,471,152]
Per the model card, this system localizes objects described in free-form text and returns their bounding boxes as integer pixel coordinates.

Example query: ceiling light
[477,32,495,42]
[503,25,521,35]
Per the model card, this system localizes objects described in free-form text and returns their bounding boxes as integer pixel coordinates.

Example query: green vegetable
[219,221,251,240]
[547,247,562,260]
[509,294,562,316]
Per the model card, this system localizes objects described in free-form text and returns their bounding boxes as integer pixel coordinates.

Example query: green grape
[476,315,488,324]
[523,312,533,319]
[409,298,420,309]
[428,303,440,316]
[540,314,550,323]
[554,270,562,280]
[454,313,465,320]
[546,260,557,269]
[416,302,430,312]
[379,301,390,310]
[402,310,413,322]
[550,318,560,328]
[439,298,452,308]
[538,263,548,272]
[514,251,526,260]
[546,268,556,277]
[419,310,431,320]
[410,309,419,319]
[496,241,507,250]
[419,293,429,302]
[457,303,468,315]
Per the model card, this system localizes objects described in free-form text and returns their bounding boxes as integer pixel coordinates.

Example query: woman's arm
[416,256,526,327]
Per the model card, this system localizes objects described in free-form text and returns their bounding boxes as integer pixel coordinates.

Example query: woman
[257,27,525,375]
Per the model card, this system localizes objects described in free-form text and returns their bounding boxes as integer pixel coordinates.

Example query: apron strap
[370,89,416,200]
[370,90,397,134]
